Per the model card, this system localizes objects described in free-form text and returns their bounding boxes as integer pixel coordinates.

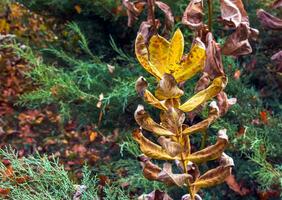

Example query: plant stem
[147,0,156,34]
[207,0,212,32]
[200,129,208,149]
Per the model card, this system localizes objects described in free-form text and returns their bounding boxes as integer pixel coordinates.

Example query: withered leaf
[191,153,234,194]
[135,34,162,79]
[138,190,173,200]
[204,33,225,79]
[155,73,184,100]
[221,23,252,56]
[160,107,185,133]
[272,0,282,9]
[138,19,161,43]
[182,0,203,30]
[134,105,175,136]
[122,0,146,27]
[220,0,248,28]
[155,1,174,35]
[132,129,175,160]
[271,50,282,71]
[179,76,227,112]
[182,101,219,135]
[158,136,183,157]
[216,91,237,116]
[138,154,162,180]
[135,77,168,110]
[257,9,282,30]
[195,72,210,93]
[185,129,229,163]
[157,162,192,186]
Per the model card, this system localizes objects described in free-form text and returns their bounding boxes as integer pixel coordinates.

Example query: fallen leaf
[260,111,268,124]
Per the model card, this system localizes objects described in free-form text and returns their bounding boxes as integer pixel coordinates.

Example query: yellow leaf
[191,153,234,195]
[185,129,228,163]
[155,73,184,100]
[135,76,168,110]
[167,28,184,73]
[132,129,176,160]
[148,34,169,75]
[179,76,227,112]
[173,38,206,83]
[158,136,183,157]
[182,101,219,135]
[135,34,162,79]
[134,105,175,136]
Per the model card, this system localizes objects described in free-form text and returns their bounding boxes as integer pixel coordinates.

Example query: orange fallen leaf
[233,70,241,80]
[89,131,98,142]
[0,188,10,196]
[260,111,268,124]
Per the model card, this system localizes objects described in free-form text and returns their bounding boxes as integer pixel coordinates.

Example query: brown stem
[147,0,156,34]
[207,0,213,32]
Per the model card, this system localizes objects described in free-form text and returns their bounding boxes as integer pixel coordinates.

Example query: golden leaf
[167,28,184,72]
[148,34,169,75]
[185,129,228,163]
[155,73,184,100]
[173,38,206,83]
[158,136,183,157]
[135,77,168,110]
[135,34,162,79]
[157,163,192,186]
[179,76,227,112]
[132,129,176,160]
[191,153,234,195]
[134,105,175,136]
[182,101,219,135]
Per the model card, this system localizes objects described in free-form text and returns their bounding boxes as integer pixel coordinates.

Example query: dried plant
[132,29,235,199]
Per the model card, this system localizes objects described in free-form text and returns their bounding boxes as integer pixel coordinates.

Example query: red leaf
[260,111,268,124]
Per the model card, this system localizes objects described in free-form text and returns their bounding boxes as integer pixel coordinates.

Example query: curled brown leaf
[272,0,282,9]
[134,105,174,136]
[138,154,162,180]
[157,162,193,186]
[122,0,146,27]
[158,136,183,157]
[155,1,174,35]
[155,73,184,100]
[182,0,203,30]
[221,23,252,56]
[257,9,282,30]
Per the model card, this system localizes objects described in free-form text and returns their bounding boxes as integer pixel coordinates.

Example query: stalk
[200,129,208,149]
[207,0,213,32]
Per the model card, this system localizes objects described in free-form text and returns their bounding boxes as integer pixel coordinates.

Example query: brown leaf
[134,105,175,136]
[260,111,268,124]
[138,154,162,180]
[155,73,184,100]
[155,1,174,35]
[185,129,229,163]
[122,0,146,27]
[157,162,193,186]
[191,153,234,195]
[135,77,168,110]
[221,23,252,56]
[132,129,175,160]
[272,0,282,9]
[271,50,282,72]
[203,32,225,79]
[257,9,282,30]
[158,136,183,157]
[216,91,237,116]
[160,107,185,134]
[182,0,203,30]
[220,0,248,28]
[138,190,173,200]
[225,174,250,196]
[195,72,210,93]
